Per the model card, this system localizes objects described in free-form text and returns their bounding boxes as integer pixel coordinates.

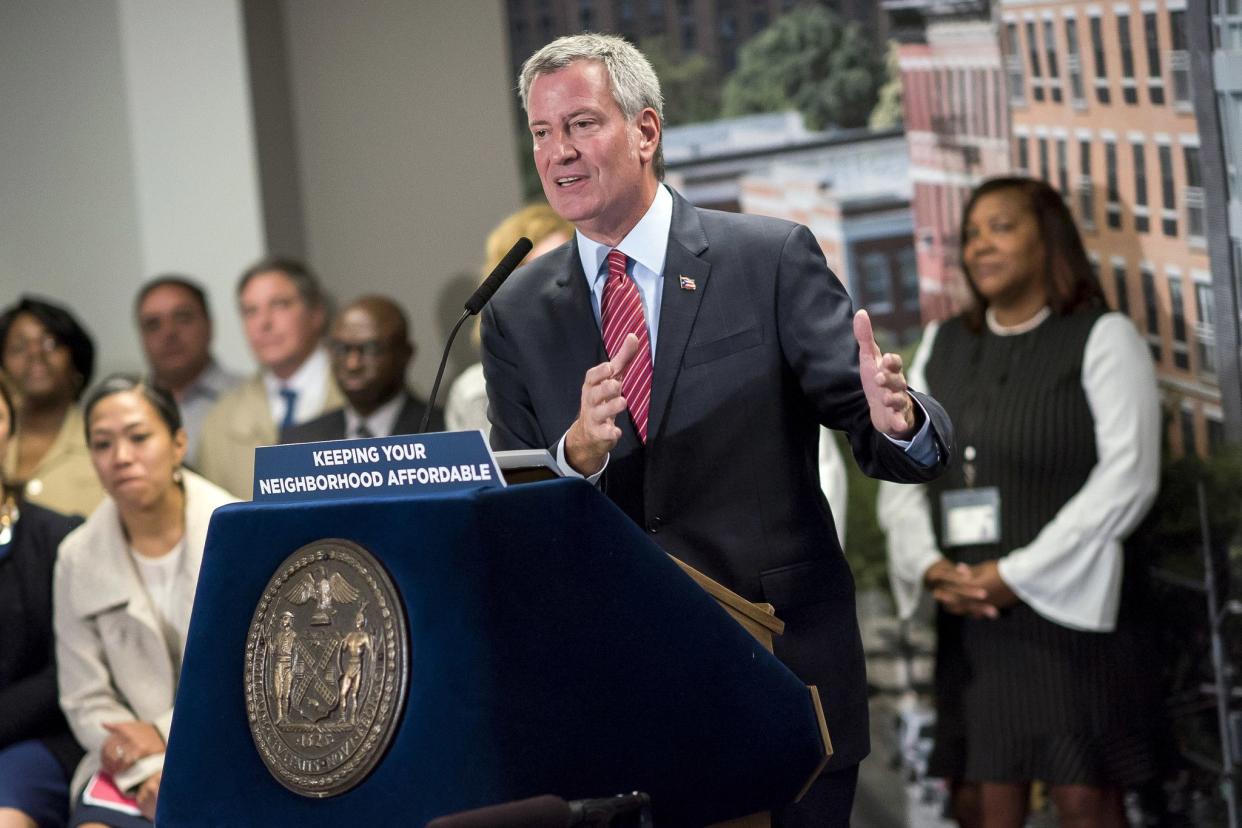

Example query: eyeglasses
[4,334,63,361]
[328,339,396,361]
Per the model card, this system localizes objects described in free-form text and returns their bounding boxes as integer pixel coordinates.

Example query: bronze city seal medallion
[244,539,408,797]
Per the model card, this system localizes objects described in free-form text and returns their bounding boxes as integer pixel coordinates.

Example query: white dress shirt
[558,184,936,478]
[879,309,1160,631]
[262,347,330,428]
[343,392,407,439]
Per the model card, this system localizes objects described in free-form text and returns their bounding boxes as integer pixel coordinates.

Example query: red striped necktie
[601,249,654,442]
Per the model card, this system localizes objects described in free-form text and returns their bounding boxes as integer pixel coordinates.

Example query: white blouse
[878,310,1160,632]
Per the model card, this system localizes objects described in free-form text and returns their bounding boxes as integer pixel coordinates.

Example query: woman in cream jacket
[54,376,234,827]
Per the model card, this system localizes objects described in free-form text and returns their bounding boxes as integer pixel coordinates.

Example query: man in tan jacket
[197,257,343,498]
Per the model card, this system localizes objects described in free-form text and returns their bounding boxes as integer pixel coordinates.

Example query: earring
[172,467,184,485]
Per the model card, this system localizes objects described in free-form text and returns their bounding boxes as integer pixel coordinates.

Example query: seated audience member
[281,296,443,442]
[444,203,573,437]
[197,257,342,497]
[133,275,240,466]
[54,376,235,827]
[0,298,105,517]
[0,380,83,828]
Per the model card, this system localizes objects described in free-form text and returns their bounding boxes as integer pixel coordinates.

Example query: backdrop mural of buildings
[503,0,1242,460]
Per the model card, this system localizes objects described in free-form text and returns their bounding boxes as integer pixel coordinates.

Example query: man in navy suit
[281,296,442,444]
[481,34,952,824]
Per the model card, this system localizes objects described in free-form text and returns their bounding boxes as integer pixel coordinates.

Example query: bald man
[279,296,444,443]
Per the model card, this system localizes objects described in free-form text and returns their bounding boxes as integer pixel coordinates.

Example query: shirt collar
[180,359,231,403]
[575,184,673,283]
[263,347,328,397]
[343,391,407,439]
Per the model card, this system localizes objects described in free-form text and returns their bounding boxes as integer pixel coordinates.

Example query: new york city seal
[244,539,408,797]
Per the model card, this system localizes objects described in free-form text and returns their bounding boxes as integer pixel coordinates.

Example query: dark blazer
[0,499,84,776]
[279,393,444,444]
[481,189,953,771]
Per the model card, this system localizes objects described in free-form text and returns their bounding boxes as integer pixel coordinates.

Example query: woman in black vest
[0,379,84,828]
[880,176,1161,827]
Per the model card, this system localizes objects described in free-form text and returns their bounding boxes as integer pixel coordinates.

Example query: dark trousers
[775,764,859,828]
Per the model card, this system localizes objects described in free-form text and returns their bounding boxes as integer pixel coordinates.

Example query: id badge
[940,487,1001,547]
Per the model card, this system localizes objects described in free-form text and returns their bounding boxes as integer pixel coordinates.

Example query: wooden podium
[671,556,834,828]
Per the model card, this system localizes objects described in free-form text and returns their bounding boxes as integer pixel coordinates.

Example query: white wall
[116,0,267,372]
[1,0,523,395]
[0,0,145,379]
[280,0,523,393]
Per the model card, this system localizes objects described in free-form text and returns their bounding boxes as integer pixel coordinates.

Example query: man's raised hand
[564,333,642,475]
[854,309,917,439]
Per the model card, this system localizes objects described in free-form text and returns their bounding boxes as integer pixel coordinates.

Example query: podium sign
[253,430,503,503]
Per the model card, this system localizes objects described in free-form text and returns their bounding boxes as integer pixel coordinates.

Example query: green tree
[869,41,904,130]
[721,4,885,131]
[640,36,722,126]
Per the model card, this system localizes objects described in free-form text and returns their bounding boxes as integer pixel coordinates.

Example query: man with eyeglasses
[198,257,343,498]
[280,296,442,445]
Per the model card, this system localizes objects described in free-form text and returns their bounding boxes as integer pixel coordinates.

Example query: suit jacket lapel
[393,394,424,435]
[648,193,710,444]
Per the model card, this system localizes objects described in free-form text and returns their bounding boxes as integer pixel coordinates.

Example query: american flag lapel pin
[679,275,697,291]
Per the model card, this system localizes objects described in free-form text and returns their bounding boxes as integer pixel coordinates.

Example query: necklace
[0,494,19,546]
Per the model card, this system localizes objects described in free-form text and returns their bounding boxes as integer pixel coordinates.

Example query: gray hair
[519,33,665,180]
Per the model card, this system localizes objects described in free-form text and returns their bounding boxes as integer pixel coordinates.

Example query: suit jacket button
[647,516,663,533]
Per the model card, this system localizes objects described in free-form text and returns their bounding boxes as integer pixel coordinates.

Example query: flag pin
[679,275,697,291]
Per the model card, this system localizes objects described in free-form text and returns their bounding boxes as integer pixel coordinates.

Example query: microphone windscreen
[465,236,534,315]
[425,794,572,828]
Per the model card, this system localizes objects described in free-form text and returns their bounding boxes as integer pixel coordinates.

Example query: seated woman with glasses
[0,298,105,518]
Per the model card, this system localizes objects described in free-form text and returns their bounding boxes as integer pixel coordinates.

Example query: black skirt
[928,570,1158,786]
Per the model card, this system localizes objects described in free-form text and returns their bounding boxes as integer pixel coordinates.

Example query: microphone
[420,237,533,433]
[425,794,572,827]
[465,236,533,314]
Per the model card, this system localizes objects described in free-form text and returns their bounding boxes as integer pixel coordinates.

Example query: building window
[1112,261,1130,316]
[1026,20,1045,102]
[1209,418,1225,453]
[1044,18,1062,103]
[1181,410,1197,457]
[1196,279,1217,377]
[1185,145,1205,246]
[1016,135,1030,173]
[898,247,919,308]
[1006,23,1027,105]
[1159,144,1177,236]
[1039,137,1050,181]
[1065,17,1086,106]
[1132,142,1150,233]
[1090,17,1110,104]
[1106,140,1121,229]
[1057,138,1069,195]
[1170,10,1191,107]
[1144,12,1165,105]
[1141,266,1161,362]
[1223,92,1242,195]
[1078,139,1095,228]
[859,251,893,312]
[1170,273,1189,370]
[1218,2,1242,49]
[1117,12,1138,105]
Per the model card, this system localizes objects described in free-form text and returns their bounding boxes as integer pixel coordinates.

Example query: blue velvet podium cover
[159,479,825,826]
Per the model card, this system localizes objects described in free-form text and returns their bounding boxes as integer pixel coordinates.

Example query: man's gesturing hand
[854,309,918,439]
[565,333,642,476]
